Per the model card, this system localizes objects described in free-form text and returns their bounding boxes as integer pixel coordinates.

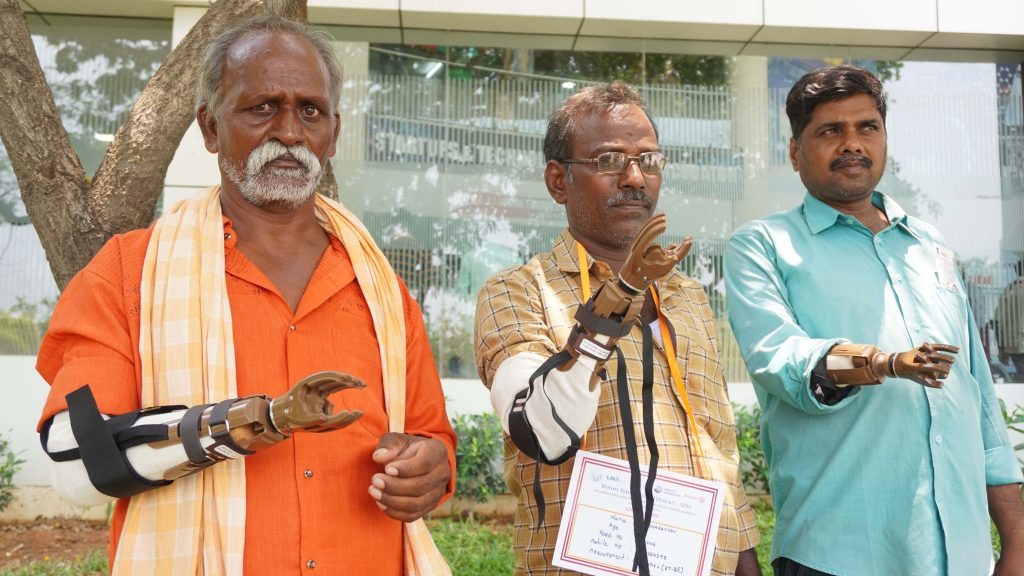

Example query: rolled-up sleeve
[964,302,1024,485]
[725,228,857,415]
[36,238,142,430]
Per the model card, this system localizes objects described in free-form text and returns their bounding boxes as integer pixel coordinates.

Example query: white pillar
[164,6,219,211]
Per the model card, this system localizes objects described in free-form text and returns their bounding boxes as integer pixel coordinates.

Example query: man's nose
[619,158,646,189]
[839,130,863,155]
[269,108,303,147]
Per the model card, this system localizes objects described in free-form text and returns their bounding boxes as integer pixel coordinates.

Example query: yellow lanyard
[650,288,707,478]
[576,241,707,478]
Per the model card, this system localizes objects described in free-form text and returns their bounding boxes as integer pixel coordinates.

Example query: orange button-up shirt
[37,219,456,576]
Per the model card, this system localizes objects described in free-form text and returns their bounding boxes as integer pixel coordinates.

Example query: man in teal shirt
[725,65,1024,575]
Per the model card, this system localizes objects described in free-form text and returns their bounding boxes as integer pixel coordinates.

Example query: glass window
[0,15,171,354]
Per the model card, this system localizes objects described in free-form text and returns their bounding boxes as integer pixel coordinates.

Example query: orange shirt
[36,219,456,576]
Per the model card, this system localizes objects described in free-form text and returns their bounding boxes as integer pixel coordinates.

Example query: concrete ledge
[0,486,108,523]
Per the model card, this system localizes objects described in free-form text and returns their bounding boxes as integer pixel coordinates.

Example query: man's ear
[789,137,800,172]
[197,104,219,153]
[545,160,568,205]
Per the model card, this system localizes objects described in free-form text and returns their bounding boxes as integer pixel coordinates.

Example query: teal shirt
[725,192,1022,575]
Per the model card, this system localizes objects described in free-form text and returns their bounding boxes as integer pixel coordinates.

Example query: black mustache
[830,154,873,171]
[605,189,651,208]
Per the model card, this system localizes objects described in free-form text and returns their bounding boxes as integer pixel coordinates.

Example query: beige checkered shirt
[475,229,759,575]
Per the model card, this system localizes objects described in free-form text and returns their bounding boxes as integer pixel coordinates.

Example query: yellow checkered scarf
[114,186,449,575]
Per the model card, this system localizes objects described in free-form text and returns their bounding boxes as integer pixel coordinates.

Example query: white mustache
[246,140,321,179]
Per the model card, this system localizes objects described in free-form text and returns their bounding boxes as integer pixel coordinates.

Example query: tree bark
[0,0,312,290]
[0,0,90,291]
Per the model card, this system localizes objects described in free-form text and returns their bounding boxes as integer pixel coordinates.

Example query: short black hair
[786,65,886,141]
[543,81,658,162]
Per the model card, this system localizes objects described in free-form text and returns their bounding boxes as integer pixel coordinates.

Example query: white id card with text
[552,450,725,576]
[934,245,960,294]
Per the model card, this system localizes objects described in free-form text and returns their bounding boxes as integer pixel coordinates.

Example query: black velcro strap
[207,399,253,458]
[181,404,215,467]
[613,348,649,576]
[39,417,78,462]
[574,301,633,339]
[508,389,541,461]
[639,322,660,566]
[506,350,579,528]
[65,385,170,498]
[811,356,853,406]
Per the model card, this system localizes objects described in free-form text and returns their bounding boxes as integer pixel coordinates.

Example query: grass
[429,516,515,575]
[0,506,1002,576]
[0,549,106,576]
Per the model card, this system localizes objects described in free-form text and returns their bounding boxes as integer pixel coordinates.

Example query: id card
[934,245,959,294]
[552,451,725,576]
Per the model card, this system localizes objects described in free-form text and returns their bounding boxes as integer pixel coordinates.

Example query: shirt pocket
[932,284,967,335]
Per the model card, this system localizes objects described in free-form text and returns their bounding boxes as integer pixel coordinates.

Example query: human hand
[889,342,959,388]
[368,433,451,522]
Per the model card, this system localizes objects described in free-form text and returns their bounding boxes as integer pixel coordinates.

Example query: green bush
[733,403,770,495]
[0,429,26,512]
[999,399,1024,477]
[452,412,506,503]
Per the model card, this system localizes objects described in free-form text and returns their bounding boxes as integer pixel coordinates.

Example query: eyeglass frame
[558,151,669,176]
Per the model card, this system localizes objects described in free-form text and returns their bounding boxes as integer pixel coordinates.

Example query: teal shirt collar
[803,191,908,235]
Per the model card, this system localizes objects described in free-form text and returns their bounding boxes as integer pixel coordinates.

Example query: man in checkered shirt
[474,81,760,575]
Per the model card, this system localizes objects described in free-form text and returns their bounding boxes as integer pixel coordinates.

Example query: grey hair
[195,13,344,119]
[543,80,658,162]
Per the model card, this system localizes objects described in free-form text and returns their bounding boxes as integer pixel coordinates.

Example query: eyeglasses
[560,151,668,175]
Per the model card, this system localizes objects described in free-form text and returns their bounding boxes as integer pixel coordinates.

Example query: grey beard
[221,140,323,211]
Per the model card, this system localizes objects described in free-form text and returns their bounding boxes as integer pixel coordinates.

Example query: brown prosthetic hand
[164,371,365,479]
[826,342,959,389]
[564,214,692,365]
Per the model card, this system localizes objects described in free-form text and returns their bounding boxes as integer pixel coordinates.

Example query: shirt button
[290,324,297,331]
[304,469,313,479]
[874,237,881,244]
[935,435,943,444]
[307,559,316,569]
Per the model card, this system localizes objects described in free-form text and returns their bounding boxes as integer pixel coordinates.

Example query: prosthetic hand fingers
[270,371,365,434]
[922,342,960,355]
[620,214,692,292]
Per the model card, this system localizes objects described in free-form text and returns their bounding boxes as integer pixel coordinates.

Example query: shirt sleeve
[36,238,142,431]
[964,300,1024,485]
[474,268,560,388]
[399,282,458,500]
[724,228,858,415]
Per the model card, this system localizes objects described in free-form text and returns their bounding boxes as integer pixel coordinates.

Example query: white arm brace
[45,409,223,508]
[491,351,602,462]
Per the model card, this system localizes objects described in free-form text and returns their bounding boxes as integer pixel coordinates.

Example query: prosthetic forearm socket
[44,371,365,507]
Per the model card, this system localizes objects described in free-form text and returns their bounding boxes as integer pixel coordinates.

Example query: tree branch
[0,0,91,290]
[90,0,263,250]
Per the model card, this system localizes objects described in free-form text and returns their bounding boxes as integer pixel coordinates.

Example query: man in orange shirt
[35,14,455,576]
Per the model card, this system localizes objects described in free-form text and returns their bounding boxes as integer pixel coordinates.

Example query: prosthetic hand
[502,215,692,464]
[826,342,959,388]
[563,213,692,365]
[43,371,364,507]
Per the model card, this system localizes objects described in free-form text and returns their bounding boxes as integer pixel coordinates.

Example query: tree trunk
[0,0,312,290]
